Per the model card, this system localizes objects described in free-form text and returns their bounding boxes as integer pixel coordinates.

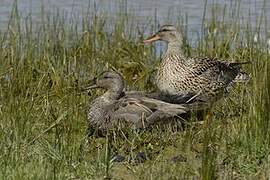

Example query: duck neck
[165,40,184,57]
[102,89,123,101]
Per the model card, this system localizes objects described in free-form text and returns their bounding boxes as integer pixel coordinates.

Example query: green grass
[0,1,270,179]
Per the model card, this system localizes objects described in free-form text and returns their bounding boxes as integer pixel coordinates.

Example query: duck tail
[229,61,251,67]
[227,61,251,83]
[234,71,251,83]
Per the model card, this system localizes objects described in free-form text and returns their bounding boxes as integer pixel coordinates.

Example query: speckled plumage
[144,25,250,103]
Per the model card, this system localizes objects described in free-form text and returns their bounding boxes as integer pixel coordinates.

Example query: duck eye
[103,76,111,79]
[161,29,170,32]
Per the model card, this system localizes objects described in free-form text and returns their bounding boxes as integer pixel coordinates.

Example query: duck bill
[143,34,160,44]
[83,84,99,91]
[82,78,99,91]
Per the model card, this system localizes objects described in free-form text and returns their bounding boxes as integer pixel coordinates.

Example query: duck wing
[189,57,250,84]
[111,95,188,128]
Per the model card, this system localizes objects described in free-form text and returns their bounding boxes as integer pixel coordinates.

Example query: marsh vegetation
[0,1,269,179]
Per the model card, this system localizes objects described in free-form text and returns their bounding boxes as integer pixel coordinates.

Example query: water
[0,0,269,38]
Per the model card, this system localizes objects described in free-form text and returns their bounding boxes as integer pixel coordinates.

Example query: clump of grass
[0,0,269,179]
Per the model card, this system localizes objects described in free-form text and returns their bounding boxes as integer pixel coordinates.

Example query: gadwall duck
[144,25,250,104]
[85,71,187,133]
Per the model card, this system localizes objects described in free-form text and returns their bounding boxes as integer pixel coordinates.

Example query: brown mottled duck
[144,25,250,105]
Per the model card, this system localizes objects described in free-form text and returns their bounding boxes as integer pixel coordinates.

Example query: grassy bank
[0,1,269,179]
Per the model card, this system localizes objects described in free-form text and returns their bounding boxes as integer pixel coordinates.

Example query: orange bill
[143,34,160,44]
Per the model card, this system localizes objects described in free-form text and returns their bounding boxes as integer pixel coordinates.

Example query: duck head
[85,71,124,96]
[143,25,183,44]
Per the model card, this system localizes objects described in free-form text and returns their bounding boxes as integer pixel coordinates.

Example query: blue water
[0,0,269,40]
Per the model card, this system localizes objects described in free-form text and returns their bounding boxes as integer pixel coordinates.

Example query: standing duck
[85,71,187,133]
[144,25,250,104]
